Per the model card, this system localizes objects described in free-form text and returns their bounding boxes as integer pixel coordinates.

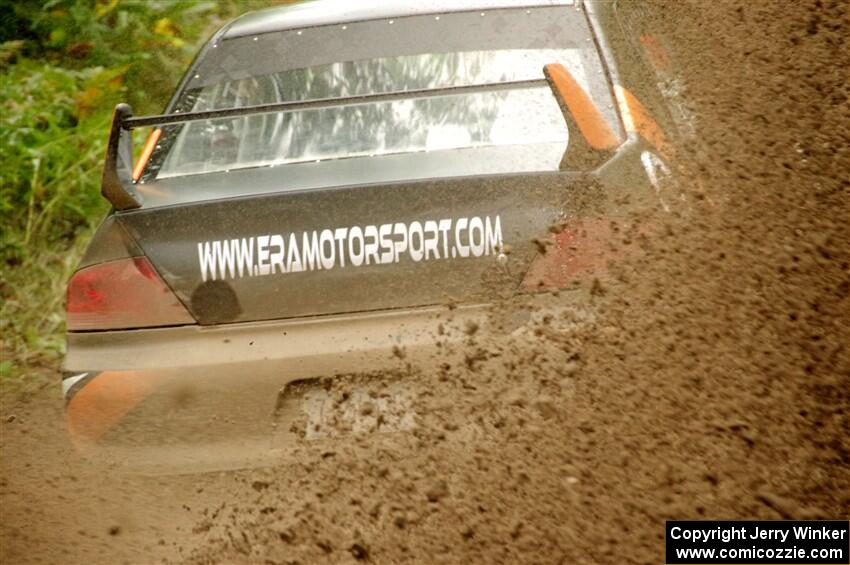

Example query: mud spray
[2,1,848,563]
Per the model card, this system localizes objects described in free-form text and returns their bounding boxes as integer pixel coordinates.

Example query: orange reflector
[133,128,161,181]
[615,85,672,159]
[543,63,620,151]
[65,370,162,445]
[639,34,670,71]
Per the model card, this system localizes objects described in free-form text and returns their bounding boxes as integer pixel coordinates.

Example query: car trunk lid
[117,168,578,324]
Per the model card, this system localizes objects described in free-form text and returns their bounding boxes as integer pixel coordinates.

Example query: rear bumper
[62,295,586,473]
[65,302,491,375]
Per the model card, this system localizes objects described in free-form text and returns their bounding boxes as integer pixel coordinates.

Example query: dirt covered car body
[63,0,678,471]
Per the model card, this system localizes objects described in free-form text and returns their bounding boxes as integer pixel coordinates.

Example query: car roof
[223,0,576,39]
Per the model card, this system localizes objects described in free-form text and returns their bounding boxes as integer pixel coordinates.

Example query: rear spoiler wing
[102,68,620,210]
[102,103,142,210]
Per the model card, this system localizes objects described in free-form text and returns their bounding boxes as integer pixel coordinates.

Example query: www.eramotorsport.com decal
[197,215,504,282]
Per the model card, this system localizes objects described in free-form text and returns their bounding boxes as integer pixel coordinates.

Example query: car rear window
[147,6,621,181]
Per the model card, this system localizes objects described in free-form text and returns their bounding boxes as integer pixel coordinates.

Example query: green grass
[0,0,283,381]
[1,56,112,381]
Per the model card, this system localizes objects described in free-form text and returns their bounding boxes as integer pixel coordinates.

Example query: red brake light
[521,219,617,290]
[67,257,194,330]
[522,219,652,291]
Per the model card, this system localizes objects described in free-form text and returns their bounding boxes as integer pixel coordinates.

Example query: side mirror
[543,63,619,170]
[102,103,142,210]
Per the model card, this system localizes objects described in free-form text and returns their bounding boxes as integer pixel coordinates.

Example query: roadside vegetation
[0,0,276,380]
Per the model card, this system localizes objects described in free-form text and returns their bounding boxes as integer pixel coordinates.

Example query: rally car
[63,0,677,471]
